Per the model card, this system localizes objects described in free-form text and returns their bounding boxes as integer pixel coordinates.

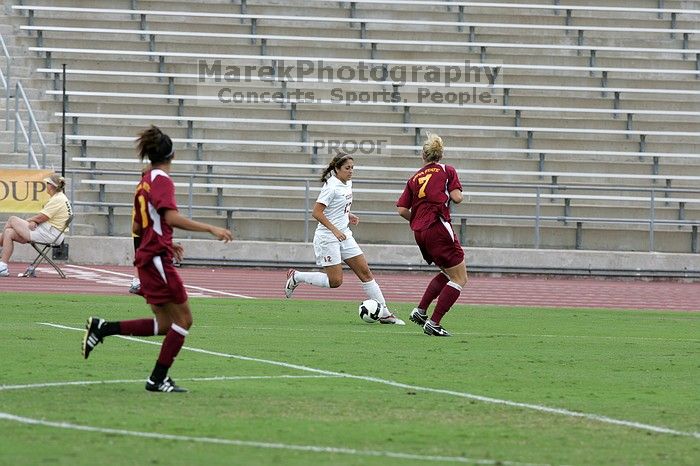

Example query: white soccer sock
[294,271,330,288]
[0,261,7,269]
[361,280,390,317]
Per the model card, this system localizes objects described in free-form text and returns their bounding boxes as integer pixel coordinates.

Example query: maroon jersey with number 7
[396,162,462,231]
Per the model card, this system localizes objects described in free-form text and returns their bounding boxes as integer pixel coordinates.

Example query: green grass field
[1,292,698,465]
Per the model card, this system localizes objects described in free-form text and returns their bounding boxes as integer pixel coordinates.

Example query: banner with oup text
[0,169,53,212]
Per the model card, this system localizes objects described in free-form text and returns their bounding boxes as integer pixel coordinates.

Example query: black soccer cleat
[409,308,428,327]
[423,320,452,337]
[145,376,188,393]
[82,317,105,359]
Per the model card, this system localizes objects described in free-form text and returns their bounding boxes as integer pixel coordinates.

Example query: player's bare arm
[132,220,142,238]
[449,189,463,204]
[26,213,49,224]
[164,210,233,242]
[312,202,346,241]
[349,213,359,225]
[397,207,411,221]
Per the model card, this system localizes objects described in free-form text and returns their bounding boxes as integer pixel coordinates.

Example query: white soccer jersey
[315,175,353,237]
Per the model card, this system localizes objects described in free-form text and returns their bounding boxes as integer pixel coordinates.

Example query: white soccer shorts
[313,232,363,267]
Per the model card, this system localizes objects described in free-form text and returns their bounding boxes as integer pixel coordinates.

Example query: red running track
[1,262,699,312]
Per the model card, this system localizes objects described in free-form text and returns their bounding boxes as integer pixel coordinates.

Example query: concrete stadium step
[22,54,698,90]
[62,114,699,138]
[74,185,700,219]
[23,14,695,51]
[65,151,700,181]
[38,76,700,115]
[61,137,698,167]
[17,29,696,72]
[72,208,698,253]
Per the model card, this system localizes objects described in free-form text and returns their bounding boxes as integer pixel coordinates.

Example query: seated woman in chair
[0,174,73,277]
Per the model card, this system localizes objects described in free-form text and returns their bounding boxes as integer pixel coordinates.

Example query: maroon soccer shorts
[414,219,465,269]
[137,255,188,305]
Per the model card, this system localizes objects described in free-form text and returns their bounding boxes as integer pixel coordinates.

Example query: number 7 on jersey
[417,174,433,198]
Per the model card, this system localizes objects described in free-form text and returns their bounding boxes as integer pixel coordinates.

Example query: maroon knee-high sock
[119,318,156,336]
[418,273,449,311]
[430,282,462,325]
[101,318,155,337]
[156,324,188,368]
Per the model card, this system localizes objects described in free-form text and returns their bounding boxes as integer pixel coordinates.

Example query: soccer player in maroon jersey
[82,126,233,392]
[396,134,467,336]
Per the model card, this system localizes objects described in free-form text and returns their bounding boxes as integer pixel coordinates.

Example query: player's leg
[344,252,404,325]
[83,256,187,362]
[410,271,450,326]
[142,257,190,392]
[423,260,467,337]
[285,235,339,297]
[415,221,467,336]
[145,301,190,393]
[340,239,377,297]
[81,308,161,360]
[409,228,446,327]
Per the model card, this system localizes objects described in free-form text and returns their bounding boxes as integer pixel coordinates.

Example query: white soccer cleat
[379,307,406,325]
[284,269,298,298]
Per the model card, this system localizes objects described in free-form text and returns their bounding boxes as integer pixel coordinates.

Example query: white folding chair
[21,215,73,278]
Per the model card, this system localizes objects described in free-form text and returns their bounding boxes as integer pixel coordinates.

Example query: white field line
[40,322,700,439]
[221,326,700,343]
[62,264,255,299]
[0,375,340,391]
[50,266,209,298]
[0,412,549,466]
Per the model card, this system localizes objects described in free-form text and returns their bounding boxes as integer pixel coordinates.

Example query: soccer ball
[358,299,381,323]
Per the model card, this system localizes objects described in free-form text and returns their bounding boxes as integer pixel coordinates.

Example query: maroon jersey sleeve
[396,181,413,209]
[150,174,178,214]
[446,165,462,193]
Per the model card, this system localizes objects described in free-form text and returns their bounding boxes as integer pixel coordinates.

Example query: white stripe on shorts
[440,218,454,238]
[153,256,167,284]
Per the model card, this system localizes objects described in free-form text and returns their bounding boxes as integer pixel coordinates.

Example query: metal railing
[13,81,47,168]
[0,33,48,168]
[0,34,11,131]
[66,168,700,253]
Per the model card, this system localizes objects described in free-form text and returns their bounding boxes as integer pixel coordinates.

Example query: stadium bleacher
[3,0,700,254]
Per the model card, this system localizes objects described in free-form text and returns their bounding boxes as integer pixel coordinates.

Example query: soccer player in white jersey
[285,153,404,325]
